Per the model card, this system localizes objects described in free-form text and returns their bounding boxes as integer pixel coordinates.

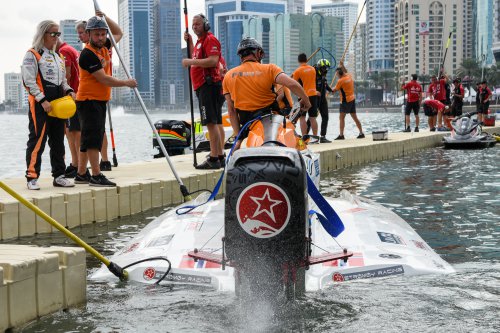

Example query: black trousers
[319,97,329,137]
[26,102,66,180]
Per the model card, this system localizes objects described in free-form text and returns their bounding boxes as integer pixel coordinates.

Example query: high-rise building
[154,0,183,106]
[4,72,25,110]
[354,22,367,81]
[287,0,305,14]
[462,0,475,60]
[59,20,82,51]
[493,0,500,62]
[118,0,156,105]
[394,0,464,80]
[205,0,288,69]
[367,0,396,73]
[242,17,271,64]
[310,0,358,72]
[476,0,494,66]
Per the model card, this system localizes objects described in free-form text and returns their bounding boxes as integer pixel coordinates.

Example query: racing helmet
[317,59,331,69]
[237,37,264,57]
[86,16,108,31]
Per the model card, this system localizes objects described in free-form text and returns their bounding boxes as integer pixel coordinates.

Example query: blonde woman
[21,20,76,190]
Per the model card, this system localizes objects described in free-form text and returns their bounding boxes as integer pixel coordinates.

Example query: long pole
[437,5,447,75]
[330,0,367,87]
[107,102,118,167]
[402,24,406,129]
[440,30,453,75]
[183,0,198,167]
[92,0,191,201]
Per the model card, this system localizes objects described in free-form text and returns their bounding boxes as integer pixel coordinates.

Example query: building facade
[4,72,28,110]
[287,0,305,14]
[462,0,475,60]
[394,0,464,80]
[205,0,287,69]
[59,20,82,51]
[476,0,494,66]
[118,0,156,105]
[354,22,367,81]
[367,0,396,73]
[154,0,184,106]
[311,0,358,72]
[493,0,500,62]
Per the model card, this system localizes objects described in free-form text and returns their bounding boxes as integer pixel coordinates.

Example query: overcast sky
[0,0,365,100]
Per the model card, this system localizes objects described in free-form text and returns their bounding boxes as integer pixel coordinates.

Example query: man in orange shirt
[332,61,364,139]
[292,53,318,137]
[223,37,311,150]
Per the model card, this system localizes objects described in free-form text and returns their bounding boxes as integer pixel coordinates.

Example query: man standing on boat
[401,74,423,132]
[292,53,318,138]
[75,15,137,187]
[332,61,364,140]
[315,59,334,143]
[223,37,311,150]
[182,14,225,169]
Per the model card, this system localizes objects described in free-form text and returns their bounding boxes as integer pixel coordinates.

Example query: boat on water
[443,111,497,149]
[92,111,455,295]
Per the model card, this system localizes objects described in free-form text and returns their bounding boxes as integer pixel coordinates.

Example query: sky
[0,0,365,101]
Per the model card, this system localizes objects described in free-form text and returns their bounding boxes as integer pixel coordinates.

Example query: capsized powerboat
[443,111,497,149]
[92,111,454,294]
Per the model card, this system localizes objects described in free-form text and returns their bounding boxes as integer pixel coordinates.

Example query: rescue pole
[330,0,367,87]
[401,25,407,130]
[107,102,118,167]
[439,28,454,75]
[183,0,198,168]
[92,0,191,201]
[0,181,128,281]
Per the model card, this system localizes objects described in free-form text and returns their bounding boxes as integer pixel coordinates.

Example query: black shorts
[196,83,223,125]
[423,104,437,116]
[405,101,420,115]
[77,100,107,152]
[301,96,318,117]
[478,102,489,114]
[451,101,463,117]
[236,108,271,141]
[340,100,356,113]
[66,111,81,131]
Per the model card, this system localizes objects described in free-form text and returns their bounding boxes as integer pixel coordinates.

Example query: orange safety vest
[77,43,112,101]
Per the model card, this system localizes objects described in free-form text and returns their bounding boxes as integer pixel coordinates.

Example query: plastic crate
[372,130,388,141]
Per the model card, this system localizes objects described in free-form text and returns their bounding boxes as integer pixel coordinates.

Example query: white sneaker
[27,179,40,190]
[53,175,75,187]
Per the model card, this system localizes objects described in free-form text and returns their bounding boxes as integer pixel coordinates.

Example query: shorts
[423,104,437,117]
[451,101,463,117]
[196,83,223,125]
[339,100,356,113]
[478,102,489,114]
[405,101,420,115]
[236,108,271,141]
[439,99,451,115]
[301,96,318,117]
[66,111,81,131]
[77,100,107,152]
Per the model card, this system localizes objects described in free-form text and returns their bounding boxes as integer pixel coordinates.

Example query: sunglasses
[46,32,62,37]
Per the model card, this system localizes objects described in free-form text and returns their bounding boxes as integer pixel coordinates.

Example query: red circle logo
[332,272,345,282]
[143,267,156,281]
[236,182,291,238]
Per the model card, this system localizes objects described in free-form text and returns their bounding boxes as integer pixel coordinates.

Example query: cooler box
[372,130,388,141]
[483,114,496,126]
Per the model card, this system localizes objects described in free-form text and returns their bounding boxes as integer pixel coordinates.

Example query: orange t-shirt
[334,73,355,103]
[77,43,112,101]
[223,61,284,111]
[275,84,293,110]
[292,63,317,97]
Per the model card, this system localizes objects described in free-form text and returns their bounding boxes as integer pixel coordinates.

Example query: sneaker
[319,136,332,143]
[89,173,116,187]
[64,164,78,178]
[403,127,411,132]
[53,175,75,188]
[195,157,221,170]
[430,128,436,132]
[27,179,40,190]
[414,127,419,132]
[74,170,91,184]
[100,160,112,171]
[357,133,365,139]
[334,135,345,140]
[437,127,449,132]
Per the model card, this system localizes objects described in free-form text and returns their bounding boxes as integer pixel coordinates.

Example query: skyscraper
[154,0,183,106]
[287,0,305,14]
[493,0,500,62]
[205,0,287,69]
[118,0,155,105]
[476,0,494,66]
[4,72,27,111]
[354,22,367,81]
[462,0,475,60]
[366,0,395,73]
[60,20,82,51]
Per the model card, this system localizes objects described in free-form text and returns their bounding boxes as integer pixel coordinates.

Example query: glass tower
[367,0,396,73]
[60,20,82,51]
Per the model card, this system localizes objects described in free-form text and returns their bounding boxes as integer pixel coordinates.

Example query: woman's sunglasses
[46,32,62,37]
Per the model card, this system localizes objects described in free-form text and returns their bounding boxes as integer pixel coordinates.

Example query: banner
[419,21,429,35]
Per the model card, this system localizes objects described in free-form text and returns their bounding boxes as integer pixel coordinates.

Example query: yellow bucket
[48,96,76,119]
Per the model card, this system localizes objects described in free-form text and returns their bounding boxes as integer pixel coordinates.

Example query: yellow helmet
[48,96,76,119]
[317,59,331,68]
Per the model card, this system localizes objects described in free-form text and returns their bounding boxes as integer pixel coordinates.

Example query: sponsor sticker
[411,240,429,250]
[236,182,291,239]
[377,232,406,245]
[143,267,156,281]
[333,265,405,282]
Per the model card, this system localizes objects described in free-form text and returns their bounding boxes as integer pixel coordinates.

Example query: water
[0,111,499,332]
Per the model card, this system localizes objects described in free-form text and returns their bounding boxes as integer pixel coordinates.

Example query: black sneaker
[89,173,116,187]
[64,164,78,178]
[414,127,419,132]
[357,133,365,139]
[430,127,436,132]
[100,160,112,171]
[195,158,221,170]
[403,127,411,132]
[319,136,332,143]
[335,135,345,140]
[74,170,91,184]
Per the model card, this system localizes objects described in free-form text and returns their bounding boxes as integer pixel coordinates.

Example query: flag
[402,34,405,45]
